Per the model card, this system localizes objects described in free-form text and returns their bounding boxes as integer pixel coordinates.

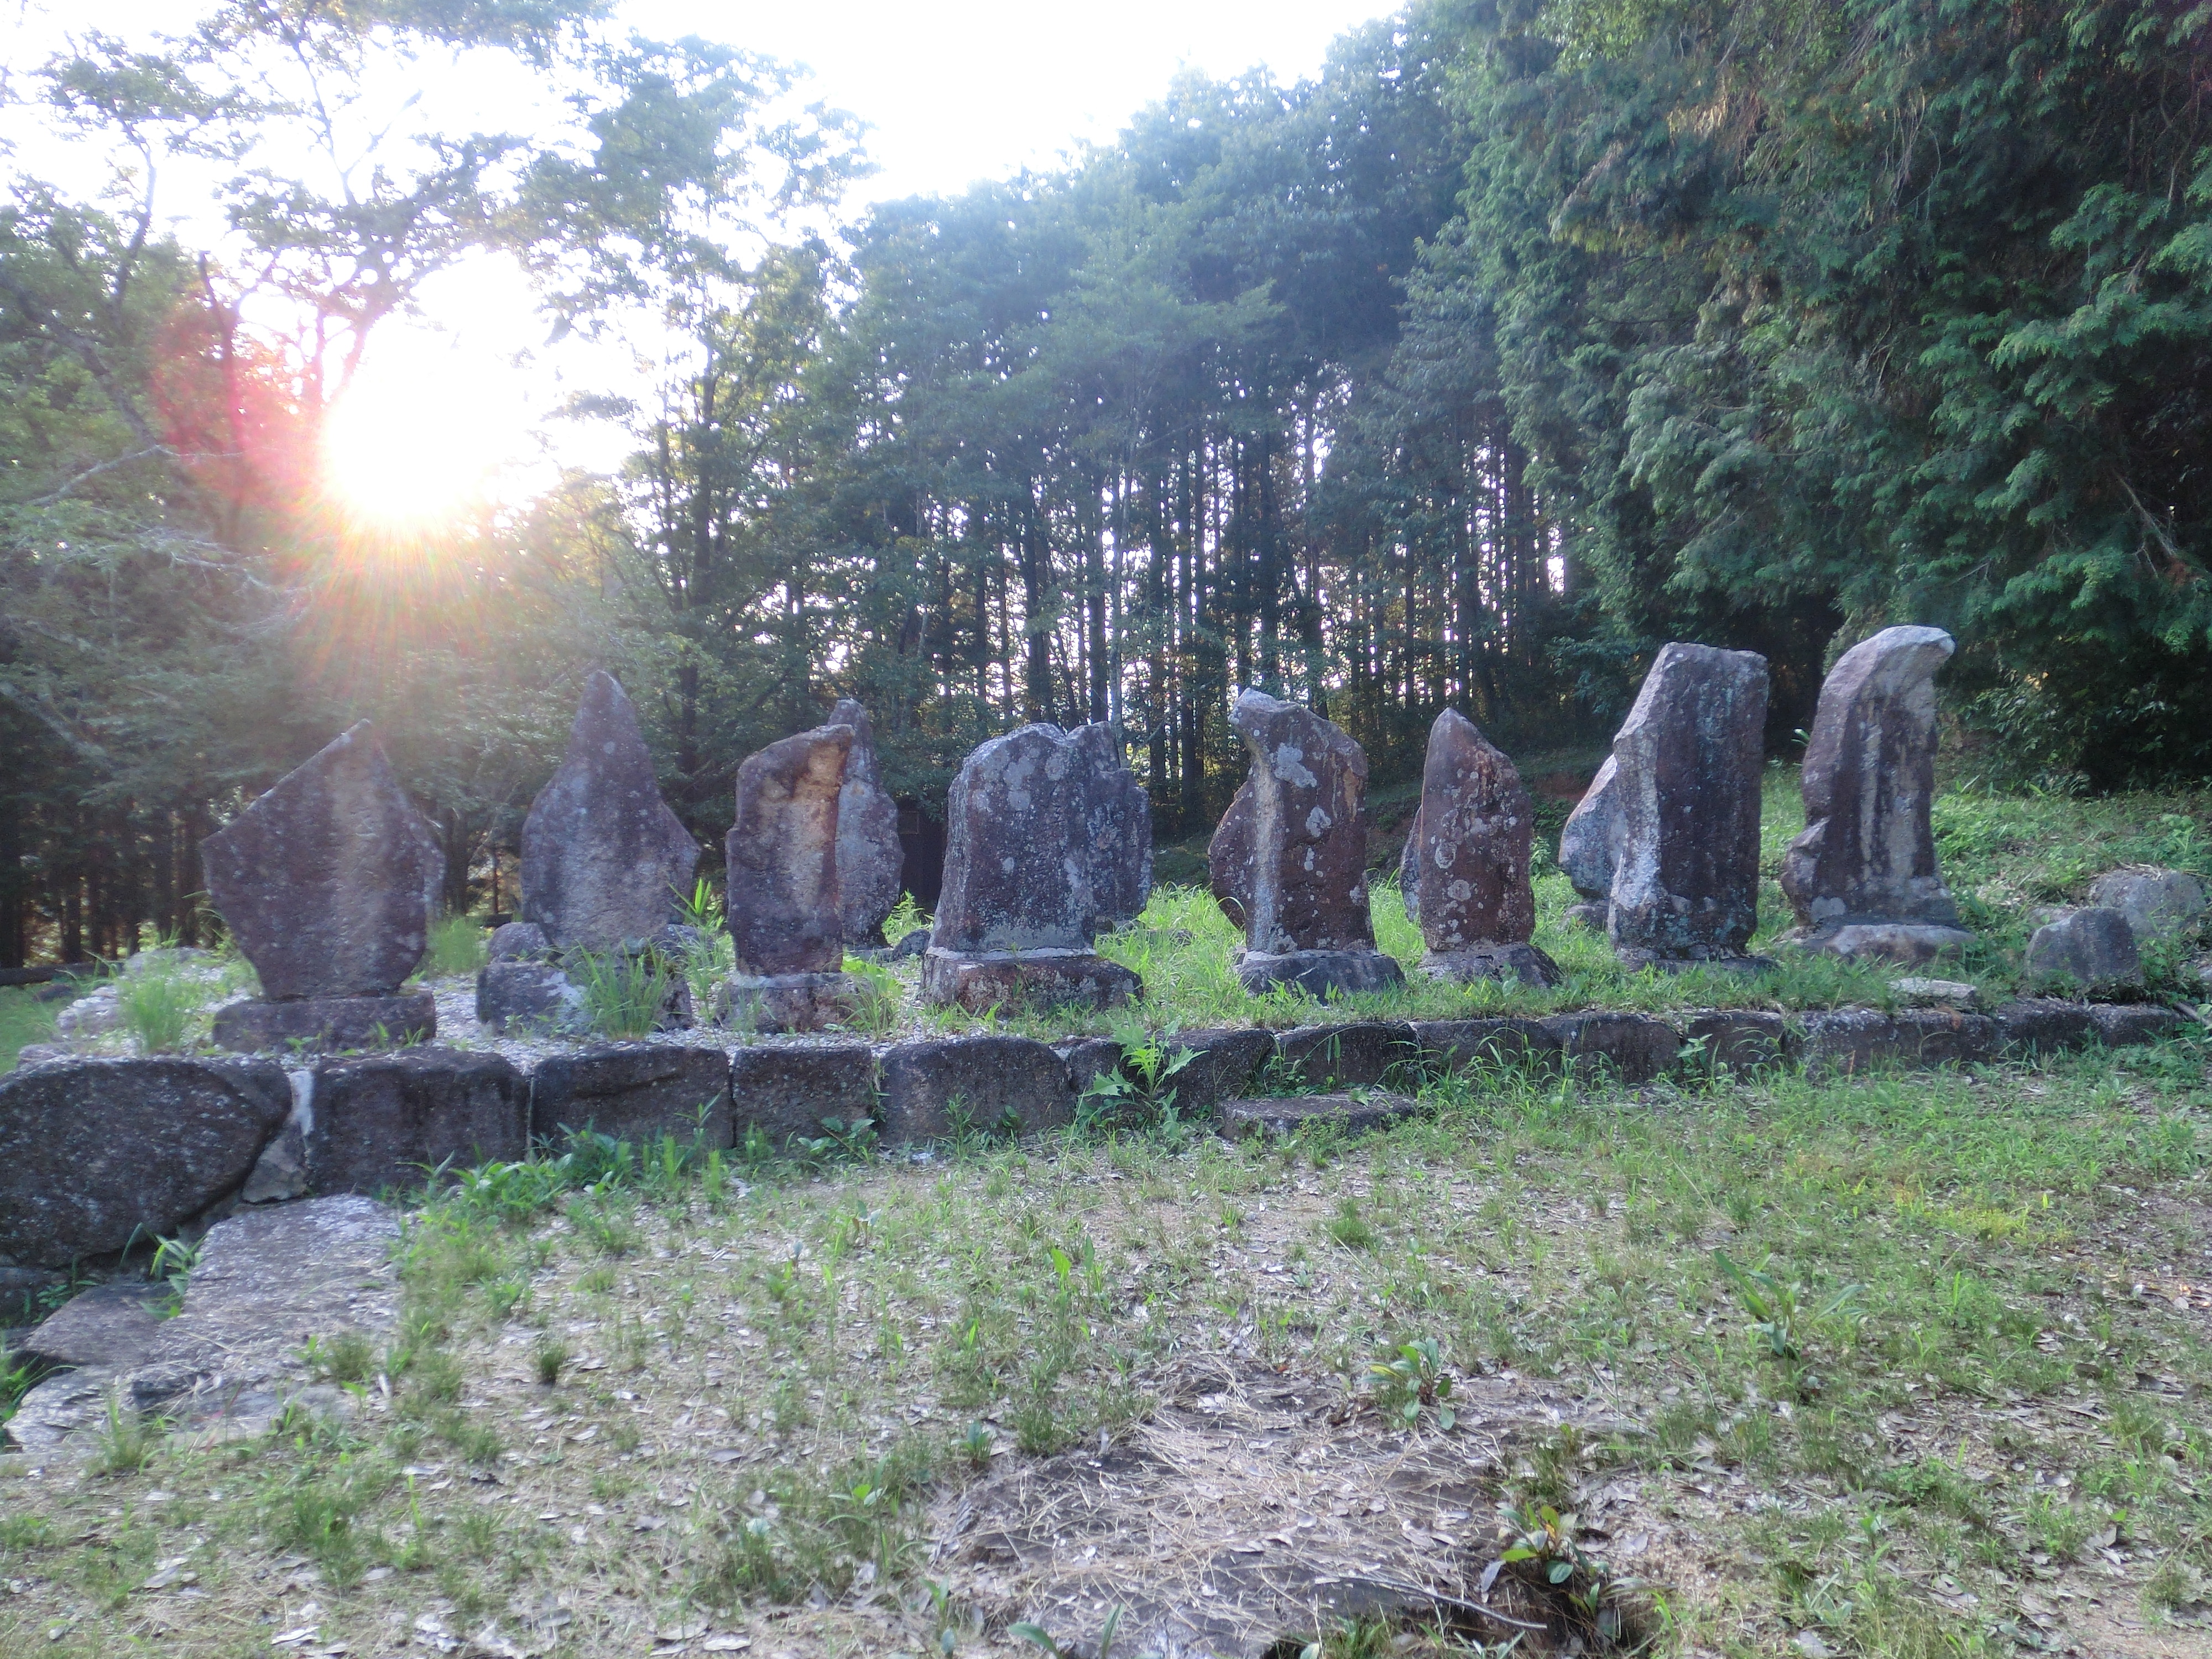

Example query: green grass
[0,986,57,1069]
[419,914,489,978]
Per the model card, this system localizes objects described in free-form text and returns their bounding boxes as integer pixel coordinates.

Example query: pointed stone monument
[202,722,441,1049]
[1604,643,1771,971]
[1557,756,1619,931]
[828,698,905,948]
[1400,708,1559,986]
[921,723,1151,1011]
[1779,625,1973,964]
[1209,691,1403,998]
[718,722,859,1032]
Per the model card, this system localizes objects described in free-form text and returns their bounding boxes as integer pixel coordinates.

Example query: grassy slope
[0,987,57,1071]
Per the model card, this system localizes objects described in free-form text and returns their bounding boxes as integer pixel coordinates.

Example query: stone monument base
[1236,948,1404,999]
[1565,902,1608,932]
[1614,949,1775,978]
[1788,922,1974,966]
[212,990,436,1052]
[919,948,1141,1013]
[714,972,857,1034]
[1422,942,1562,988]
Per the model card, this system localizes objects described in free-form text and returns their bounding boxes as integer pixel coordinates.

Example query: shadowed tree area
[6,0,2211,961]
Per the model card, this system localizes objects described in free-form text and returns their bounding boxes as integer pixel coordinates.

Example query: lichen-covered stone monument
[1557,755,1618,931]
[1211,691,1403,997]
[1597,643,1770,970]
[1779,625,1973,964]
[719,721,859,1031]
[1398,708,1559,986]
[921,722,1151,1011]
[202,722,442,1048]
[829,697,906,948]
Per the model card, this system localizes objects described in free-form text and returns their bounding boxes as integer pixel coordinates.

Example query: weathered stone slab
[8,1195,401,1455]
[1236,949,1405,999]
[212,989,435,1052]
[308,1049,528,1195]
[1273,1022,1419,1091]
[1799,1009,1997,1073]
[1993,999,2100,1055]
[729,1041,879,1149]
[521,671,698,952]
[200,722,442,999]
[728,723,854,977]
[530,1044,732,1148]
[1210,692,1380,958]
[1221,1092,1422,1140]
[2026,908,2141,994]
[877,1036,1074,1144]
[1164,1029,1279,1119]
[476,961,580,1032]
[828,699,906,949]
[1410,1018,1558,1076]
[1540,1011,1681,1084]
[0,1058,291,1269]
[1781,627,1964,953]
[1677,1010,1793,1073]
[2088,868,2206,949]
[17,1280,165,1371]
[2089,1004,2187,1047]
[1890,977,1981,1009]
[1557,757,1619,902]
[926,723,1150,1011]
[1605,643,1769,963]
[1817,921,1971,965]
[1403,710,1550,988]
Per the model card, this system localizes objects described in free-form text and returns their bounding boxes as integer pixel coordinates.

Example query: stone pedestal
[1421,942,1561,988]
[475,961,580,1033]
[920,947,1141,1013]
[1235,948,1404,999]
[1614,948,1774,978]
[1809,922,1974,966]
[714,972,858,1034]
[212,990,436,1052]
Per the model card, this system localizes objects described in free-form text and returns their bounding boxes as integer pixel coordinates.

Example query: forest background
[6,0,2211,967]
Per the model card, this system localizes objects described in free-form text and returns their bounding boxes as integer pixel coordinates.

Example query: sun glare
[322,335,532,525]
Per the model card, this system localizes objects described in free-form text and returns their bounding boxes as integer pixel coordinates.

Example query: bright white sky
[1,0,1395,514]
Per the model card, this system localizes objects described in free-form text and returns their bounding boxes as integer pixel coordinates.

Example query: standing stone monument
[1209,691,1403,998]
[1604,643,1770,970]
[488,671,700,1031]
[1557,757,1619,931]
[202,722,442,1049]
[1779,625,1973,963]
[828,698,905,948]
[719,722,859,1032]
[921,723,1151,1011]
[1400,709,1559,986]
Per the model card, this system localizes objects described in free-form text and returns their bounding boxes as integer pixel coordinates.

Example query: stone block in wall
[877,1036,1074,1144]
[2089,1004,2187,1048]
[1894,1009,1999,1066]
[530,1044,732,1149]
[1272,1022,1420,1091]
[729,1040,879,1150]
[1800,1008,1997,1074]
[1539,1011,1680,1085]
[1993,999,2100,1056]
[310,1048,529,1196]
[0,1057,292,1269]
[1410,1017,1558,1078]
[1677,1010,1793,1074]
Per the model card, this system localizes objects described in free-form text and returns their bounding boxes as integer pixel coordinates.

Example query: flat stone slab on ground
[530,1044,732,1149]
[1220,1092,1422,1139]
[8,1194,398,1454]
[0,1057,293,1269]
[16,1279,166,1370]
[212,989,436,1052]
[309,1048,529,1196]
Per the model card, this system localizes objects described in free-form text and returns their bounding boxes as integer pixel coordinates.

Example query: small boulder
[1890,977,1981,1010]
[476,959,581,1033]
[520,672,699,952]
[487,921,554,962]
[2026,907,2142,995]
[2087,868,2206,950]
[17,1280,166,1371]
[200,722,442,999]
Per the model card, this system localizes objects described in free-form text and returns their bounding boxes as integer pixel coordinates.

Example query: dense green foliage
[5,0,2209,961]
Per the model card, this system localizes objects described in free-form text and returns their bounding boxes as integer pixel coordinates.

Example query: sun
[321,330,530,524]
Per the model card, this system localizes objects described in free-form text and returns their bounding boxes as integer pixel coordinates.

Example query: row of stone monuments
[188,625,1969,1048]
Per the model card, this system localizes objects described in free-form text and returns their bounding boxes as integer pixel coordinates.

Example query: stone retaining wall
[0,1000,2191,1296]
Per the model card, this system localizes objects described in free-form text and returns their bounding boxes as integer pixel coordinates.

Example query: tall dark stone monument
[1604,644,1770,970]
[1779,626,1972,964]
[828,698,905,948]
[202,722,441,1049]
[1209,691,1403,998]
[921,723,1151,1011]
[1400,708,1559,986]
[718,723,860,1033]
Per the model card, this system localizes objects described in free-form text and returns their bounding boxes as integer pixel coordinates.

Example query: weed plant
[114,959,201,1053]
[420,914,488,977]
[570,948,679,1039]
